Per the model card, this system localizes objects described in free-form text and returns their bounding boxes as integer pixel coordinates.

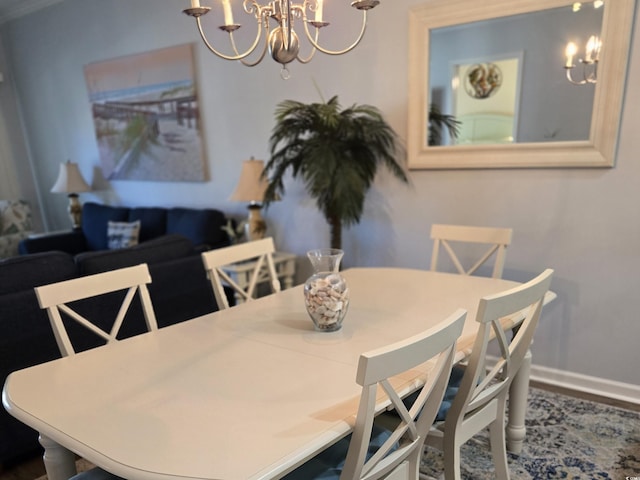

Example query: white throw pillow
[107,220,141,249]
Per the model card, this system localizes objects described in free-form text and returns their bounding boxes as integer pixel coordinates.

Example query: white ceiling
[0,0,63,23]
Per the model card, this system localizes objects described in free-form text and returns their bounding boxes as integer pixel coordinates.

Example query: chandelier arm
[565,67,587,86]
[587,62,598,83]
[302,10,368,56]
[295,22,319,64]
[231,29,270,67]
[295,48,317,64]
[195,16,264,61]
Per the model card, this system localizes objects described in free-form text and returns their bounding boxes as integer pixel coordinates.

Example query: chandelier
[183,0,380,78]
[564,35,601,85]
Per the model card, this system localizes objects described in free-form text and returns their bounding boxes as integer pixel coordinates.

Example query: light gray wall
[1,0,638,388]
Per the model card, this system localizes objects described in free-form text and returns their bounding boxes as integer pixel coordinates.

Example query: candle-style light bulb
[586,35,596,63]
[191,0,201,7]
[315,0,324,22]
[221,0,234,25]
[565,42,577,67]
[593,36,602,61]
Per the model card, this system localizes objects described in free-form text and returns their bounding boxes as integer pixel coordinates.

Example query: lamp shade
[229,158,268,203]
[51,161,90,194]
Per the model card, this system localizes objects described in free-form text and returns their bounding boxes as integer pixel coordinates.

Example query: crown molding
[0,0,64,24]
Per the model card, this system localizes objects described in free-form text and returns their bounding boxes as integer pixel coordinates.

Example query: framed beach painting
[84,43,208,182]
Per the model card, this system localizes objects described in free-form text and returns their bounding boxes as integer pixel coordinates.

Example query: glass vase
[303,249,350,332]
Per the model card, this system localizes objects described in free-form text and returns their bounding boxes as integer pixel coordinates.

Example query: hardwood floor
[529,380,640,412]
[2,383,638,480]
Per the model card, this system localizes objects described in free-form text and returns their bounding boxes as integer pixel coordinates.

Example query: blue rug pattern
[419,388,640,479]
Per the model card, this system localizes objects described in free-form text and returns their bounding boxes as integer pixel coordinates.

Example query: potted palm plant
[263,95,409,250]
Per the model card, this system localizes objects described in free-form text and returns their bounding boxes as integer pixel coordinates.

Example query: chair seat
[283,424,396,480]
[435,366,465,421]
[400,365,465,423]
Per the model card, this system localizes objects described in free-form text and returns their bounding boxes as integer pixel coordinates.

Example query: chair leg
[442,435,463,480]
[506,349,532,454]
[489,398,510,480]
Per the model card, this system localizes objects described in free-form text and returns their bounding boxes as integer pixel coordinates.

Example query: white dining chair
[425,268,554,480]
[35,263,158,480]
[35,263,157,357]
[430,224,513,279]
[284,309,467,480]
[201,236,281,309]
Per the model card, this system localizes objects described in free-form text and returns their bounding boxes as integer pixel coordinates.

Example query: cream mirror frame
[407,0,636,169]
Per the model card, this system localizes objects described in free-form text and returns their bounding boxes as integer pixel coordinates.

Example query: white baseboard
[485,356,640,406]
[528,364,640,406]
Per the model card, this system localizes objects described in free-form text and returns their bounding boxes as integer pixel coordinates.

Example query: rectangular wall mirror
[407,0,636,169]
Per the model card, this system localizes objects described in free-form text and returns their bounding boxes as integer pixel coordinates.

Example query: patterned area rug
[420,388,640,479]
[33,388,639,480]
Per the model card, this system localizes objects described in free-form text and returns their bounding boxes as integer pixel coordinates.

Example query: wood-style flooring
[1,382,638,480]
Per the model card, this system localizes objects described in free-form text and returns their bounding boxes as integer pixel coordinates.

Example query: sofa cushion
[147,255,217,328]
[75,234,196,275]
[107,220,141,249]
[82,202,129,251]
[128,207,168,243]
[0,251,77,294]
[0,251,79,464]
[166,207,229,248]
[18,230,88,256]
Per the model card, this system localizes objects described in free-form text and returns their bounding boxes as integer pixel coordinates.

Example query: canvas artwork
[84,44,207,182]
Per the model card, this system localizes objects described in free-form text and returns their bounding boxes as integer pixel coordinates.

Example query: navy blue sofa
[19,202,231,255]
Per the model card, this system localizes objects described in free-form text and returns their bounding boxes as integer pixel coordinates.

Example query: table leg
[39,434,77,480]
[506,348,531,454]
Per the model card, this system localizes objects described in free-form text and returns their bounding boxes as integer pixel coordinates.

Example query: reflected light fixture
[183,0,380,79]
[229,157,272,242]
[565,0,604,85]
[51,160,91,229]
[564,35,601,85]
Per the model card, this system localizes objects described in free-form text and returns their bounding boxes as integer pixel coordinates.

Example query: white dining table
[2,268,550,480]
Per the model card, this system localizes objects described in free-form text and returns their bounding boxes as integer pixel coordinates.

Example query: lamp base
[245,204,266,242]
[68,194,83,229]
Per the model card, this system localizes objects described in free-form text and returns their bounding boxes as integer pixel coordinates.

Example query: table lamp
[229,157,270,242]
[51,160,91,229]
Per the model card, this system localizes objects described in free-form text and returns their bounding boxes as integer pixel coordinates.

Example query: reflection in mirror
[429,4,603,146]
[407,0,636,169]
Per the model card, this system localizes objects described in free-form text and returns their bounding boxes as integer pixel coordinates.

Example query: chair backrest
[430,224,513,278]
[340,309,466,480]
[35,263,158,357]
[445,269,553,433]
[201,237,281,309]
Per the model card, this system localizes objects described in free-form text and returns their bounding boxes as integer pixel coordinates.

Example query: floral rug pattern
[420,388,640,479]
